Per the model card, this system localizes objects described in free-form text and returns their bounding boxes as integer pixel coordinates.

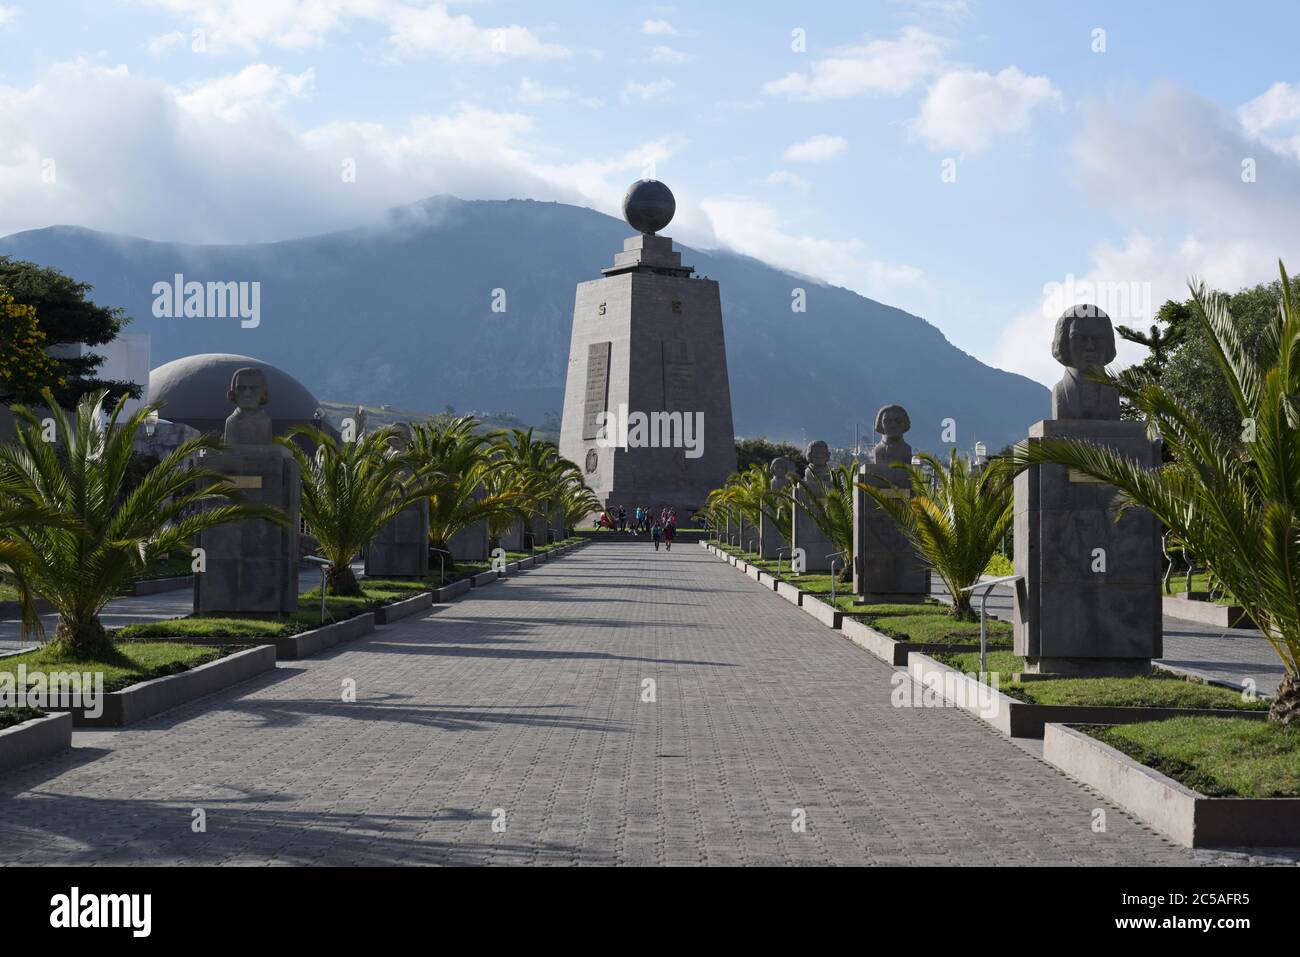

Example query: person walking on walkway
[663,517,676,551]
[651,519,663,551]
[633,505,644,536]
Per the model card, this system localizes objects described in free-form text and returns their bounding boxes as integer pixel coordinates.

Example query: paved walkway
[931,581,1287,697]
[0,544,1289,865]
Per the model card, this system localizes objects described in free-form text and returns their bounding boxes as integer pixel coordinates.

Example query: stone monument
[558,179,736,525]
[760,456,797,559]
[447,484,490,561]
[1014,305,1161,675]
[853,404,928,602]
[365,424,429,579]
[196,367,300,616]
[790,440,836,573]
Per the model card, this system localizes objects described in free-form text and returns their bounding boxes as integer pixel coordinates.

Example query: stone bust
[804,440,831,487]
[1052,305,1120,420]
[770,456,797,491]
[871,404,912,465]
[223,367,273,446]
[387,422,413,453]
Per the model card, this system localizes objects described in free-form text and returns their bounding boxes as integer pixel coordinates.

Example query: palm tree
[1015,264,1300,724]
[494,428,580,546]
[858,451,1014,619]
[0,389,285,658]
[559,478,600,535]
[407,417,521,563]
[279,424,437,596]
[793,463,856,581]
[0,501,80,641]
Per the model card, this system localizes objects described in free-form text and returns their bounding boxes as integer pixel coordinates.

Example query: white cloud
[622,79,673,103]
[913,66,1061,153]
[992,84,1300,385]
[175,64,315,121]
[641,19,677,36]
[0,58,682,244]
[762,27,948,100]
[648,45,691,64]
[764,171,810,190]
[0,4,20,27]
[146,30,187,56]
[515,77,601,107]
[782,134,847,163]
[1238,81,1300,159]
[137,0,570,60]
[700,196,923,297]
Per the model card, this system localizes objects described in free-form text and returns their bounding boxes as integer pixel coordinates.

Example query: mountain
[0,196,1048,451]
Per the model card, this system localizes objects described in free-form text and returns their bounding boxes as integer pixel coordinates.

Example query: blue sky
[1,0,1298,386]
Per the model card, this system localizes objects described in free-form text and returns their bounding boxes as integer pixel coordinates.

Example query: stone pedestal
[760,512,788,560]
[365,499,429,579]
[196,446,300,616]
[500,519,526,552]
[1014,419,1161,675]
[448,519,489,561]
[853,464,928,602]
[791,486,835,572]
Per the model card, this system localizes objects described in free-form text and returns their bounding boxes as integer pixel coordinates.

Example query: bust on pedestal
[196,367,300,616]
[853,405,928,602]
[791,440,835,572]
[1014,305,1161,676]
[760,456,797,559]
[365,424,429,579]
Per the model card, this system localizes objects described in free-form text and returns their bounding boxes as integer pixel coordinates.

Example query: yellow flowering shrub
[0,286,66,401]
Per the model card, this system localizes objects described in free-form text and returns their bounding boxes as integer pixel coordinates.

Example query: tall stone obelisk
[559,180,736,522]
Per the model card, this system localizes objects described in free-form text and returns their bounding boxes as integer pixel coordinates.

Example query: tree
[0,389,284,658]
[0,288,67,403]
[1016,265,1300,725]
[736,437,807,475]
[279,424,437,596]
[0,257,138,407]
[858,451,1014,619]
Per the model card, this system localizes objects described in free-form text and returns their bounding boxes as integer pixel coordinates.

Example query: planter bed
[373,592,433,625]
[801,594,843,629]
[136,613,375,661]
[470,569,501,587]
[907,652,1267,739]
[1162,594,1256,629]
[1044,722,1300,847]
[775,581,804,606]
[0,711,72,772]
[64,645,276,728]
[434,579,472,602]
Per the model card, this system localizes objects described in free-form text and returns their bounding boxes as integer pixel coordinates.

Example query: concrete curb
[907,651,1268,739]
[373,592,434,625]
[434,579,472,602]
[776,581,803,606]
[131,575,194,596]
[0,712,72,772]
[1162,594,1256,629]
[73,645,277,728]
[801,594,843,630]
[279,614,375,660]
[1043,722,1300,847]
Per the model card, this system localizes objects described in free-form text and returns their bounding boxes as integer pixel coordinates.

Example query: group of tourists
[595,504,679,551]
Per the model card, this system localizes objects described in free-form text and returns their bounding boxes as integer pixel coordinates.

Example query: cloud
[648,45,691,64]
[762,27,948,101]
[175,64,315,121]
[641,19,677,36]
[991,83,1300,385]
[0,58,682,244]
[515,77,601,107]
[782,134,847,163]
[146,30,188,56]
[1238,81,1300,159]
[764,171,810,190]
[137,0,570,60]
[622,79,673,103]
[913,66,1061,152]
[699,196,923,297]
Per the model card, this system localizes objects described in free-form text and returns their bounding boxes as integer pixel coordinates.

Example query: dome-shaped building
[148,353,325,438]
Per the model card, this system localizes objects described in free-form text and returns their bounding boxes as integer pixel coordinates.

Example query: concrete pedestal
[499,520,526,552]
[852,464,928,602]
[196,446,300,616]
[791,486,835,573]
[448,519,489,561]
[1014,419,1161,676]
[760,512,788,560]
[365,499,429,579]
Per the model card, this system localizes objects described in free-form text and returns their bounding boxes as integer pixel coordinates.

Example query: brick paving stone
[0,544,1293,865]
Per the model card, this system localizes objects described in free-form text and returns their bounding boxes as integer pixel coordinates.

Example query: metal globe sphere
[622,179,675,234]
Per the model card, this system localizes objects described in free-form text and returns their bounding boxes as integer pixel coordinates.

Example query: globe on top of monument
[622,179,675,234]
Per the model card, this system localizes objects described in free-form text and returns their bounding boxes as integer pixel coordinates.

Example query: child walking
[651,520,663,551]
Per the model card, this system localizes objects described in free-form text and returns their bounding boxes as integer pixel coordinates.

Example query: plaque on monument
[196,367,300,616]
[582,342,612,441]
[853,405,927,602]
[1014,306,1161,676]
